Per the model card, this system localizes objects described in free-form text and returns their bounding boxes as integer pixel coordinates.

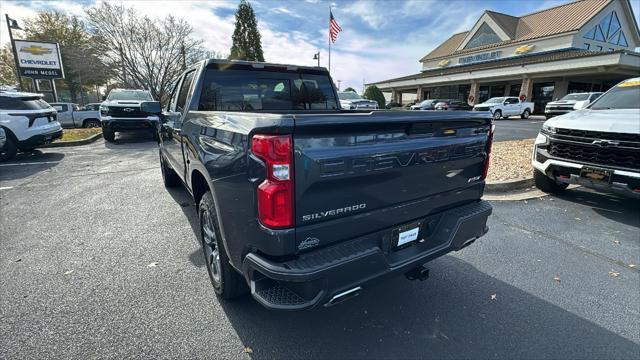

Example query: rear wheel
[159,150,180,188]
[521,109,531,119]
[534,169,568,193]
[84,119,100,128]
[492,110,502,120]
[199,191,247,299]
[102,129,115,142]
[0,135,17,162]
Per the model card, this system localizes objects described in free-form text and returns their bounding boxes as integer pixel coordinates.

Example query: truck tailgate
[293,111,491,250]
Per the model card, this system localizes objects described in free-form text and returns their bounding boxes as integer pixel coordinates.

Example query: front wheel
[533,169,568,193]
[521,109,531,119]
[492,110,502,120]
[159,150,180,188]
[102,129,115,142]
[199,191,247,299]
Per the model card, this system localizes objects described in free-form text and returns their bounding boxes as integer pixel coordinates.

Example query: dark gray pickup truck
[153,59,493,310]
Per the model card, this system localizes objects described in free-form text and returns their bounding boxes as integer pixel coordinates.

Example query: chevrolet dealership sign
[14,40,64,78]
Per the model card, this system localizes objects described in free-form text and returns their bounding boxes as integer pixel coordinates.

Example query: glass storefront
[490,85,505,98]
[509,84,521,96]
[532,82,555,113]
[428,85,470,101]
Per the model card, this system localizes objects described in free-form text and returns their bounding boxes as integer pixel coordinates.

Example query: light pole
[313,52,320,67]
[5,14,24,91]
[337,80,341,91]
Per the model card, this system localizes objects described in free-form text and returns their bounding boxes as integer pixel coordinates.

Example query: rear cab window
[198,64,338,111]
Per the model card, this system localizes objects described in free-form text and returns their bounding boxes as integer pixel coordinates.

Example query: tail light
[251,134,294,228]
[481,125,495,180]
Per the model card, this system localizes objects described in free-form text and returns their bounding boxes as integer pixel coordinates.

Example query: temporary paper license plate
[392,221,422,248]
[580,167,612,183]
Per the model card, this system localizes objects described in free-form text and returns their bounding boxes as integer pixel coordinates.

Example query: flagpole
[328,7,331,74]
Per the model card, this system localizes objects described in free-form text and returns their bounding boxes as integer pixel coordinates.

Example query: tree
[363,85,386,108]
[0,44,18,88]
[343,87,357,93]
[86,1,211,104]
[24,12,111,102]
[229,0,264,62]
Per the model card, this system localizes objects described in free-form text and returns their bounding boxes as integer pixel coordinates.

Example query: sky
[1,0,639,92]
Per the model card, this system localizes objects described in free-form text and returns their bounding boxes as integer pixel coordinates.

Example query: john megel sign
[13,40,65,79]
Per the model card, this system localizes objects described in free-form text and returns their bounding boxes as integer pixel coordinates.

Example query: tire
[533,169,568,193]
[103,129,115,142]
[159,150,180,188]
[492,110,502,120]
[199,191,247,299]
[0,135,17,162]
[84,119,100,128]
[521,109,531,119]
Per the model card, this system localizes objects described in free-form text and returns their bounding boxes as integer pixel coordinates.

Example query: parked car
[337,91,378,110]
[0,91,62,161]
[473,97,534,120]
[157,59,493,310]
[544,92,603,119]
[532,77,640,198]
[410,99,443,110]
[385,100,402,109]
[99,89,159,142]
[50,102,101,128]
[435,100,473,111]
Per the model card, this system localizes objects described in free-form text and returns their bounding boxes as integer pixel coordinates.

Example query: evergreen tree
[363,85,386,109]
[229,1,264,62]
[343,87,357,93]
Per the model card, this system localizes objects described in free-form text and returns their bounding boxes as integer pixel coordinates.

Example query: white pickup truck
[532,77,640,198]
[50,102,101,128]
[473,97,534,120]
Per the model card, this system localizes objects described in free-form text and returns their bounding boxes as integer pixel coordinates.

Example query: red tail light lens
[481,126,494,180]
[252,135,294,228]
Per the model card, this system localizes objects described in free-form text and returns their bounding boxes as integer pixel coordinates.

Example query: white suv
[0,91,62,161]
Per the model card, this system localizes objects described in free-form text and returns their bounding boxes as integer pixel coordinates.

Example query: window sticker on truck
[302,203,367,221]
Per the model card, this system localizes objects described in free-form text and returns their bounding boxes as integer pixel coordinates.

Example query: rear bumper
[17,129,63,149]
[242,200,492,310]
[101,116,159,132]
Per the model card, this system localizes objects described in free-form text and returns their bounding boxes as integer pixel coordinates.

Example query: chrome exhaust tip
[324,286,362,307]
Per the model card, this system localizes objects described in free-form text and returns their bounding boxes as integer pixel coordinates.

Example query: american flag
[329,10,342,43]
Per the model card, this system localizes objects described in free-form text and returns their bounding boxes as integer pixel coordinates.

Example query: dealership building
[369,0,640,112]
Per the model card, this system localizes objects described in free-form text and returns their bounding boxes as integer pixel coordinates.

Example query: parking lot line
[0,161,61,167]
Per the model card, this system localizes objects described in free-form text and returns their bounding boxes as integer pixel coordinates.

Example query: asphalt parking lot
[1,134,638,359]
[493,116,544,142]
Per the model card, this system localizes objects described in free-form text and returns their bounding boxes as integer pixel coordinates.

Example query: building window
[583,43,590,50]
[464,22,502,49]
[509,84,521,97]
[489,85,506,98]
[478,86,490,103]
[583,11,628,47]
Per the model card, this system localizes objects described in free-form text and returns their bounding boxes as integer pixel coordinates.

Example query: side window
[167,79,181,112]
[54,104,68,112]
[176,71,195,113]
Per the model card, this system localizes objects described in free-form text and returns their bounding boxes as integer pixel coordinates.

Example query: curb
[41,133,103,148]
[485,177,534,193]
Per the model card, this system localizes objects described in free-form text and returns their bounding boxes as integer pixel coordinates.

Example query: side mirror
[141,101,162,114]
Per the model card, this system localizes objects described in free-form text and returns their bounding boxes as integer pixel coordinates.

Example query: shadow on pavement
[556,187,640,228]
[103,131,157,148]
[165,184,205,268]
[219,256,639,359]
[0,151,65,181]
